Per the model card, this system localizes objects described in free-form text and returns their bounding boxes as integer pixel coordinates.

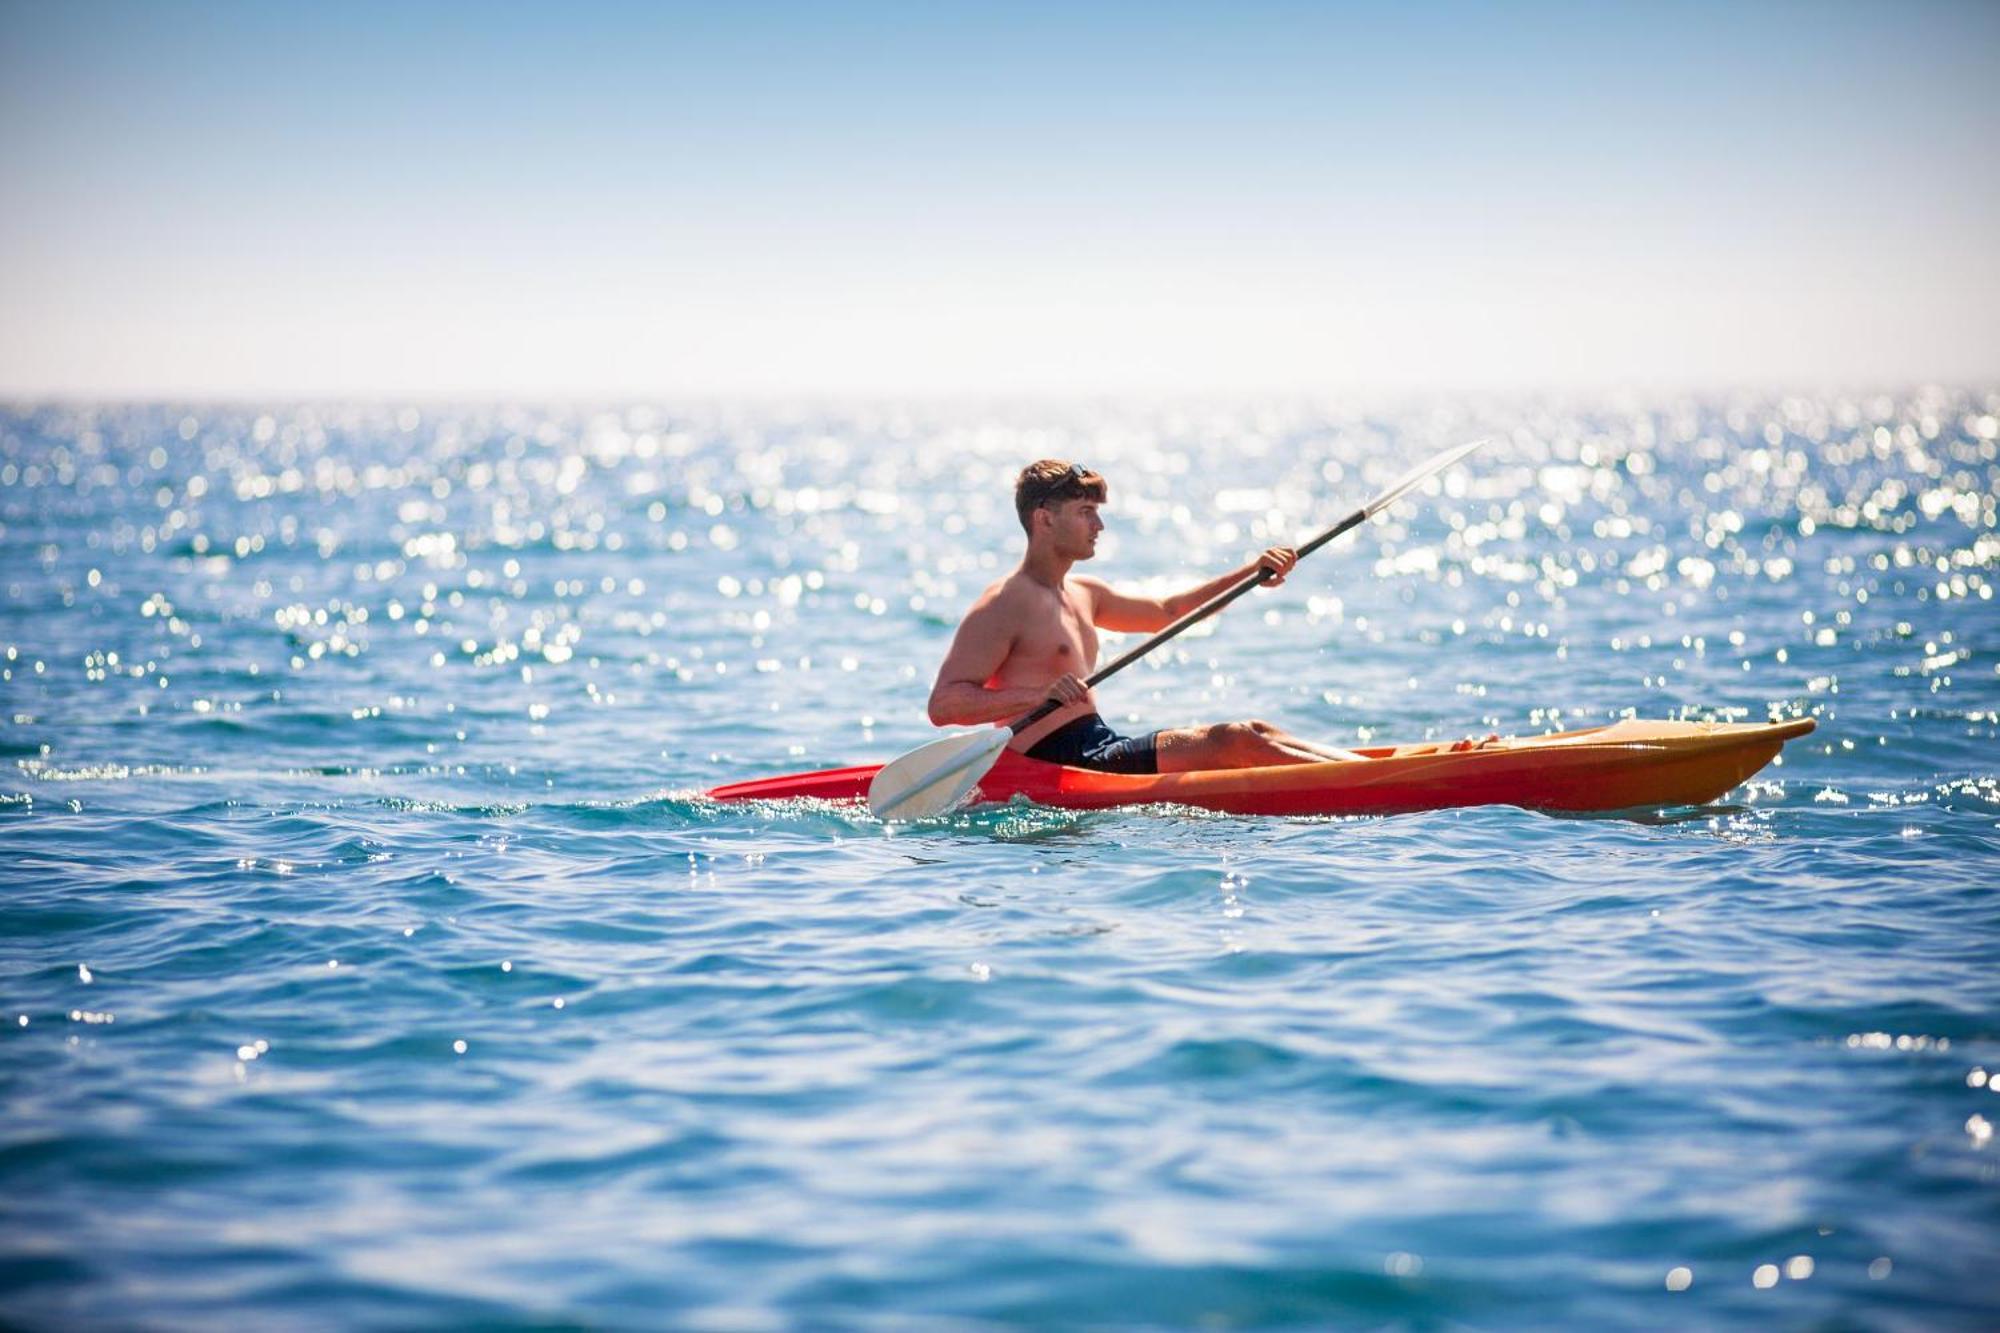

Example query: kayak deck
[706,717,1817,816]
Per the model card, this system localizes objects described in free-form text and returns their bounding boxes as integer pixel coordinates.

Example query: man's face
[1041,497,1104,559]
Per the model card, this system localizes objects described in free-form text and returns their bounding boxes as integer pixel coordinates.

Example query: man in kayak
[926,459,1370,774]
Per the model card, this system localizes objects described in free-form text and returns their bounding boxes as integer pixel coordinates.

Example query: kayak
[707,717,1817,816]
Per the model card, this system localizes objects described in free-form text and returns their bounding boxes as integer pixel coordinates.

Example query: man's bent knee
[1217,720,1285,761]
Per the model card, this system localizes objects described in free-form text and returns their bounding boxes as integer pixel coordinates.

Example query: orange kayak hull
[707,718,1816,816]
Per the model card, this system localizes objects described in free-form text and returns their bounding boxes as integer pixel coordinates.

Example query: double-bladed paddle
[866,437,1489,819]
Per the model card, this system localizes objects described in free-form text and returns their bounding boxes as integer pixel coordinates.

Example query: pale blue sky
[2,1,1995,397]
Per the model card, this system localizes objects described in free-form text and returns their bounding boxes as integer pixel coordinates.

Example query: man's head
[1014,460,1107,558]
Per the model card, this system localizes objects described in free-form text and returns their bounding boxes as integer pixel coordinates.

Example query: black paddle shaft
[1006,505,1369,736]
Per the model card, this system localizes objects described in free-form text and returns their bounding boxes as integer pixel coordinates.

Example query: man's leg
[1155,719,1364,772]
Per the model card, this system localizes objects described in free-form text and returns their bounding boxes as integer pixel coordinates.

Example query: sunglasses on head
[1042,463,1089,490]
[1034,464,1092,508]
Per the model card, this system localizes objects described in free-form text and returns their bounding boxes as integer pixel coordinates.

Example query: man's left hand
[1257,547,1298,586]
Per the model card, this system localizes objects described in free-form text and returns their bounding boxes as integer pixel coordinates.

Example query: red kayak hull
[706,718,1817,816]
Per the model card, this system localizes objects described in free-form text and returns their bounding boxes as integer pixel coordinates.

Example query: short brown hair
[1014,460,1106,534]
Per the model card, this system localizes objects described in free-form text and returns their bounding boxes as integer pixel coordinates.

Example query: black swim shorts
[1024,713,1160,775]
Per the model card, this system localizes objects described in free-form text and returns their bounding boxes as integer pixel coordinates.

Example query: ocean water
[1,393,1995,1329]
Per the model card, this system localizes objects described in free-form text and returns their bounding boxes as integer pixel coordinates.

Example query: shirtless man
[926,460,1367,774]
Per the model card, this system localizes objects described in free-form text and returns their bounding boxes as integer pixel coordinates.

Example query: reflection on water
[0,392,1995,1327]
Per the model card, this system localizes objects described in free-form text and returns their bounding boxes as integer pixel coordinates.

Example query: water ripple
[2,394,1996,1326]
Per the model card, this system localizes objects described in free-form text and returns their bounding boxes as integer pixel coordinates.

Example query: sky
[1,0,1996,399]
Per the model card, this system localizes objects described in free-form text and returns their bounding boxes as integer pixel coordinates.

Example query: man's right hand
[1043,673,1092,708]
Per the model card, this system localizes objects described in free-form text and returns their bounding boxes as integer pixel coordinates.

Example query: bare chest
[993,587,1098,683]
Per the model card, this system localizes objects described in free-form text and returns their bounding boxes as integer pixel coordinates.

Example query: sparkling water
[2,393,1995,1326]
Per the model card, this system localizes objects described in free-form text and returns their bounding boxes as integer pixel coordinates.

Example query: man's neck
[1021,544,1071,589]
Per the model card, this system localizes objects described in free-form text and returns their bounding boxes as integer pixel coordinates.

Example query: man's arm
[926,599,1088,726]
[1079,547,1299,634]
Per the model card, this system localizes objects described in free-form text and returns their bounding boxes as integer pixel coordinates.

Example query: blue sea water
[1,393,1996,1329]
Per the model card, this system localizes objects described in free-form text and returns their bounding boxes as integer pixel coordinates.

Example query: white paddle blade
[1363,437,1488,519]
[867,727,1013,820]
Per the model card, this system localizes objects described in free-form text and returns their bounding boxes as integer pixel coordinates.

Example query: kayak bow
[709,717,1816,817]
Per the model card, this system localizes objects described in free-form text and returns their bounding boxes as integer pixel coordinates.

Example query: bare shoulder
[1070,573,1131,622]
[959,573,1033,629]
[971,570,1035,612]
[935,575,1027,684]
[1069,573,1111,609]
